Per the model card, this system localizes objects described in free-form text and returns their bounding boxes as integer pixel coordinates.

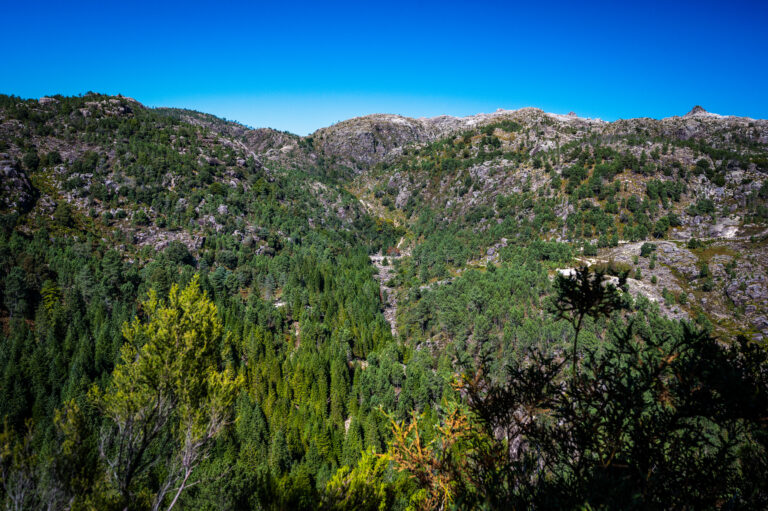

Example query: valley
[1,93,767,510]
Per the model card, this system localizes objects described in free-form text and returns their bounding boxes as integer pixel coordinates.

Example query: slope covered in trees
[1,94,767,509]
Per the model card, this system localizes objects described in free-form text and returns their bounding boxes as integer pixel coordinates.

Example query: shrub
[640,242,657,257]
[165,241,193,265]
[133,209,150,226]
[22,150,40,171]
[53,202,74,227]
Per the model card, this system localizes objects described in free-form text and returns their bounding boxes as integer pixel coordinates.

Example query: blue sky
[1,0,766,134]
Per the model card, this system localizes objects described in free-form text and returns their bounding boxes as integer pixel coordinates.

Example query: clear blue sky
[2,0,766,134]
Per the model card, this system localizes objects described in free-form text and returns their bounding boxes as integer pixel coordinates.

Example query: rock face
[370,251,401,336]
[0,154,34,211]
[133,227,204,252]
[601,241,692,321]
[312,114,435,172]
[311,108,604,173]
[685,105,708,117]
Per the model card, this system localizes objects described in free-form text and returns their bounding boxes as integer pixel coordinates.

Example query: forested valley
[1,94,767,510]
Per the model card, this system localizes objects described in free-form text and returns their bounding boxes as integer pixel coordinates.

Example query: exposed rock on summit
[685,105,709,117]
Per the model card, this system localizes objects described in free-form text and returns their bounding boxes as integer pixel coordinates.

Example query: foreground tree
[390,323,768,509]
[321,447,402,511]
[549,266,626,375]
[91,275,242,510]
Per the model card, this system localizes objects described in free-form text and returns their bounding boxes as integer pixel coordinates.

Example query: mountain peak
[685,105,708,116]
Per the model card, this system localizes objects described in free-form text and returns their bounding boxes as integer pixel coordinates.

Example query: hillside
[1,93,767,510]
[344,106,768,339]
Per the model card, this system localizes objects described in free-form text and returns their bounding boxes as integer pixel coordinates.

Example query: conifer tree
[91,275,242,510]
[549,266,626,375]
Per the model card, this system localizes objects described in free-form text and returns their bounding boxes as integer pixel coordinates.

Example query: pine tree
[549,266,626,375]
[91,275,242,510]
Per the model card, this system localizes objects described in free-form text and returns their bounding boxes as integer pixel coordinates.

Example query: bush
[640,243,657,257]
[45,151,62,166]
[217,250,238,269]
[22,150,40,171]
[592,260,632,278]
[133,209,150,226]
[53,202,74,227]
[653,217,670,238]
[165,241,193,265]
[687,199,715,217]
[528,241,573,263]
[392,328,768,509]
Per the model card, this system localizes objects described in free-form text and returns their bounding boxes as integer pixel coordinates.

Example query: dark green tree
[3,267,29,318]
[549,266,626,375]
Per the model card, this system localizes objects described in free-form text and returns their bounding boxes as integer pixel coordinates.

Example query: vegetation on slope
[1,94,767,509]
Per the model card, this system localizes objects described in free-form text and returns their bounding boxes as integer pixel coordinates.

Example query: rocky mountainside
[329,106,768,340]
[2,93,768,340]
[155,107,317,172]
[0,93,383,260]
[2,93,768,510]
[315,105,766,170]
[309,108,602,173]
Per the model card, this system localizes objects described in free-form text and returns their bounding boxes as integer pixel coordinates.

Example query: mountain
[342,106,768,337]
[1,93,767,510]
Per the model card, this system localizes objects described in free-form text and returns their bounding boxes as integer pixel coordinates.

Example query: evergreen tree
[91,275,242,510]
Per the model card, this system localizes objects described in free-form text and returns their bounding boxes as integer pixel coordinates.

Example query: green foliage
[131,209,150,226]
[92,276,242,509]
[2,93,768,510]
[688,198,716,217]
[164,241,193,265]
[640,242,657,257]
[22,151,39,171]
[322,448,400,510]
[550,267,627,374]
[405,327,768,510]
[53,202,75,227]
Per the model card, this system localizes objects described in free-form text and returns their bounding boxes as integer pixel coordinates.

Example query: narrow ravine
[371,252,399,337]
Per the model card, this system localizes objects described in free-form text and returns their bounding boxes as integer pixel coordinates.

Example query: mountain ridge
[3,92,768,339]
[2,91,768,509]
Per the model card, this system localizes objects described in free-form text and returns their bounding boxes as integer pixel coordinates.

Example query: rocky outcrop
[312,115,434,172]
[0,154,35,212]
[685,105,709,117]
[311,108,604,174]
[370,252,400,336]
